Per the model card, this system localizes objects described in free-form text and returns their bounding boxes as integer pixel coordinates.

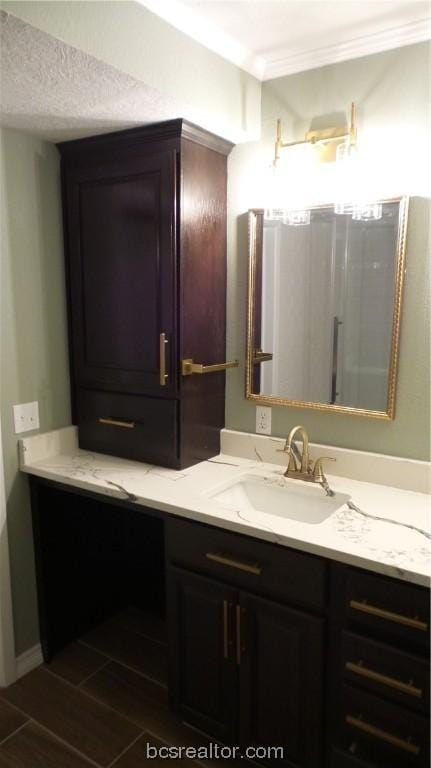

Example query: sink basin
[209,474,350,525]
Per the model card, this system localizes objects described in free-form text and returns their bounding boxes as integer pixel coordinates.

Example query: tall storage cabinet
[58,120,233,469]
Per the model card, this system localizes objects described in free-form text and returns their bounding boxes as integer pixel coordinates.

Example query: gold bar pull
[206,552,262,576]
[350,600,428,631]
[223,600,229,660]
[160,333,168,386]
[181,358,239,376]
[236,605,241,666]
[345,661,423,698]
[253,349,273,364]
[346,715,420,755]
[98,418,135,429]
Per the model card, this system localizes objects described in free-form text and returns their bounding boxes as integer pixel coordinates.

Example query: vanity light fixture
[273,102,357,167]
[265,208,311,226]
[285,209,311,226]
[352,202,383,221]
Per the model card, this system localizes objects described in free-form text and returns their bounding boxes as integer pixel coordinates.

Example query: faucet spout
[285,425,309,474]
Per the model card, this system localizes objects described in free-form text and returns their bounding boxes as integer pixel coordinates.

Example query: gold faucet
[278,425,336,490]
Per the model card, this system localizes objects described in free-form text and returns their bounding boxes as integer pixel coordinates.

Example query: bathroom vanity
[21,428,430,768]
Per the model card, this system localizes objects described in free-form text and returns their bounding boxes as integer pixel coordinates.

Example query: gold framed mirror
[246,198,409,420]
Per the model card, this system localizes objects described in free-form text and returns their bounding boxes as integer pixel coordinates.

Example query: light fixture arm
[274,102,357,166]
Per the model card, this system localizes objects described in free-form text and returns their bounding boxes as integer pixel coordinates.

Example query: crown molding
[263,17,431,80]
[135,0,266,80]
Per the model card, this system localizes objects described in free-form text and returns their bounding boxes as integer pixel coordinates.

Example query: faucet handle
[276,444,297,472]
[313,456,336,482]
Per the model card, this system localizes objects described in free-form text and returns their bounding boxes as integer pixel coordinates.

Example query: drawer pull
[206,553,262,576]
[349,600,428,631]
[223,600,229,660]
[160,333,168,386]
[98,418,135,429]
[236,604,241,666]
[345,661,423,698]
[346,714,420,755]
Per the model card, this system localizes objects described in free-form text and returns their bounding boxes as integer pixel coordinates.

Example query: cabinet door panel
[239,593,324,767]
[167,567,237,743]
[65,151,176,395]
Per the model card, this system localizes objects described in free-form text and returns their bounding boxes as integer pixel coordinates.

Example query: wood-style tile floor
[0,608,213,768]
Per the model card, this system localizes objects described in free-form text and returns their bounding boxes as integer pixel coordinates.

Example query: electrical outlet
[13,401,40,434]
[256,406,271,435]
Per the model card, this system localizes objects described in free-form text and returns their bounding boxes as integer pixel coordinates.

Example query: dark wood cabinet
[329,564,430,768]
[167,567,238,743]
[166,518,326,767]
[239,593,324,767]
[58,120,233,468]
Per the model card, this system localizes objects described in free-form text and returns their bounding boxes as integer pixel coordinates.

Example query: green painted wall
[0,128,71,654]
[226,43,431,461]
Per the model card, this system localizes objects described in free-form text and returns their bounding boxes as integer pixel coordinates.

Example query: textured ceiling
[0,11,182,142]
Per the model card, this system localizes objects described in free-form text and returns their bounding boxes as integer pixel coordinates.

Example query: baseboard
[16,643,43,679]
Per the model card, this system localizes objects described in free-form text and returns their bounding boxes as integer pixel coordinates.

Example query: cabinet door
[64,150,177,396]
[239,593,324,767]
[167,567,238,743]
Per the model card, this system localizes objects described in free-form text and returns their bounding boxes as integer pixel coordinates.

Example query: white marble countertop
[20,428,430,587]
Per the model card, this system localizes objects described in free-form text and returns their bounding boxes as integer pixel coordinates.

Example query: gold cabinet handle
[345,661,423,698]
[181,358,239,376]
[346,715,420,755]
[223,600,229,660]
[206,552,262,576]
[236,604,242,666]
[160,333,168,386]
[98,418,135,429]
[253,349,273,364]
[349,600,428,631]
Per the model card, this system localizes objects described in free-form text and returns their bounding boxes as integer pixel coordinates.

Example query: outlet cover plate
[256,406,271,435]
[13,401,40,434]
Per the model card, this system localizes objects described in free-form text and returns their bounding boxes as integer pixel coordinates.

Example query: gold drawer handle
[346,714,420,755]
[253,349,273,364]
[160,332,168,386]
[349,600,428,631]
[223,600,229,660]
[98,418,135,429]
[236,604,242,666]
[181,358,239,376]
[206,553,262,576]
[345,661,423,698]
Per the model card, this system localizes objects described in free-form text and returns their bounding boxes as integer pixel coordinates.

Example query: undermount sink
[209,474,350,525]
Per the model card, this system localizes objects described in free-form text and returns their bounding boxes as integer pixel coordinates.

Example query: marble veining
[19,428,431,587]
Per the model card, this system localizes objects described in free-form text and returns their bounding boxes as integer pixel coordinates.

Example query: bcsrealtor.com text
[146,743,285,760]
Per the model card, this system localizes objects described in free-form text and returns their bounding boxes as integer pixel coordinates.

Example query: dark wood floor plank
[114,608,167,645]
[113,732,195,768]
[0,699,28,743]
[81,663,220,762]
[81,662,169,731]
[46,642,108,686]
[1,667,140,766]
[82,619,167,685]
[0,721,94,768]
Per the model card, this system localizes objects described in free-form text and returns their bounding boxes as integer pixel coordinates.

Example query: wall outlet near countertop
[256,406,271,435]
[13,401,40,434]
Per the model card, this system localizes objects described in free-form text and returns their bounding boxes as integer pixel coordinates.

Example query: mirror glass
[246,199,408,419]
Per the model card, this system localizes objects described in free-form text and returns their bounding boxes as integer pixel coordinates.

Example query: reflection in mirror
[247,199,408,419]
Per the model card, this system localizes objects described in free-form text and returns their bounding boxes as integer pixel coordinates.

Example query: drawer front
[77,389,178,466]
[339,632,429,714]
[332,564,430,652]
[166,517,327,611]
[335,685,430,768]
